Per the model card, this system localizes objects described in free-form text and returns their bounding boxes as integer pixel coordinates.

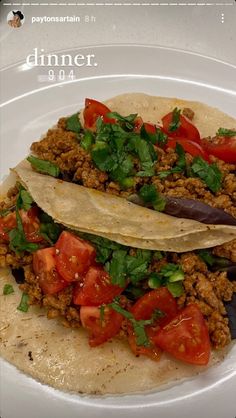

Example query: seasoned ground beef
[30,117,236,218]
[1,236,235,350]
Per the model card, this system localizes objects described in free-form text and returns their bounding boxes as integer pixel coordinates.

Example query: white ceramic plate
[0,45,236,418]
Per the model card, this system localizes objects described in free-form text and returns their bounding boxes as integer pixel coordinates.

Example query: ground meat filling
[30,117,236,218]
[1,235,236,350]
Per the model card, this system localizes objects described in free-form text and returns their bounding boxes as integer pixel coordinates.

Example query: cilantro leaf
[167,282,184,297]
[39,213,61,245]
[105,250,128,287]
[175,143,186,170]
[80,130,94,151]
[3,284,14,295]
[158,143,186,179]
[216,128,236,137]
[191,157,222,193]
[155,128,168,147]
[107,112,138,130]
[148,273,162,289]
[198,249,215,266]
[27,156,60,178]
[140,125,168,147]
[105,248,151,287]
[133,137,157,177]
[109,301,150,346]
[91,142,115,171]
[110,154,134,183]
[123,285,145,300]
[169,108,181,132]
[66,112,81,133]
[17,185,33,211]
[17,292,29,312]
[110,300,164,347]
[139,184,166,211]
[147,263,184,297]
[9,209,39,254]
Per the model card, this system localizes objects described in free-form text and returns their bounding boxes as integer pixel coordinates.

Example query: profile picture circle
[7,10,25,28]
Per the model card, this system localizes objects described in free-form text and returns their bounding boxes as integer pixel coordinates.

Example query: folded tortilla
[12,159,236,252]
[1,93,236,395]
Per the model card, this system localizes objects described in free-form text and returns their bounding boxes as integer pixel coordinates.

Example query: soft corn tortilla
[0,269,229,395]
[104,93,236,136]
[13,159,236,252]
[1,93,236,395]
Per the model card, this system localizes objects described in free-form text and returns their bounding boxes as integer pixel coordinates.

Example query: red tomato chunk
[33,247,68,294]
[73,265,124,306]
[55,231,96,282]
[80,306,123,347]
[153,304,211,365]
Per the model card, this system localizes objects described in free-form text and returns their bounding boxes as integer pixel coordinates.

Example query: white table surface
[0,1,236,69]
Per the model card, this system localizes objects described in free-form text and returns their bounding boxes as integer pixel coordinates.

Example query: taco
[0,93,236,394]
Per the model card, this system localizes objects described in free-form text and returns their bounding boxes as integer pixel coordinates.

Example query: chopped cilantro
[105,248,152,287]
[105,250,128,287]
[109,301,150,346]
[198,249,230,269]
[9,208,39,254]
[153,251,165,261]
[17,292,29,312]
[27,156,60,178]
[110,300,164,347]
[107,112,137,130]
[123,285,145,300]
[17,185,33,211]
[158,143,186,179]
[138,184,166,211]
[167,282,184,297]
[198,249,215,266]
[147,263,184,297]
[66,112,81,133]
[3,284,14,295]
[140,125,168,147]
[39,213,61,245]
[148,273,162,289]
[191,157,222,193]
[216,128,236,137]
[80,130,94,151]
[89,118,158,187]
[169,108,181,132]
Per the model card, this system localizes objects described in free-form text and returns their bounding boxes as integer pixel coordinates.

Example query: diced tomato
[144,122,157,134]
[153,304,211,365]
[162,111,200,143]
[127,323,162,361]
[83,98,116,131]
[131,287,178,327]
[133,116,144,132]
[127,288,178,361]
[21,207,43,242]
[133,116,157,135]
[33,247,69,294]
[201,136,236,163]
[73,265,124,306]
[167,138,210,162]
[0,207,42,242]
[55,231,96,282]
[80,305,123,347]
